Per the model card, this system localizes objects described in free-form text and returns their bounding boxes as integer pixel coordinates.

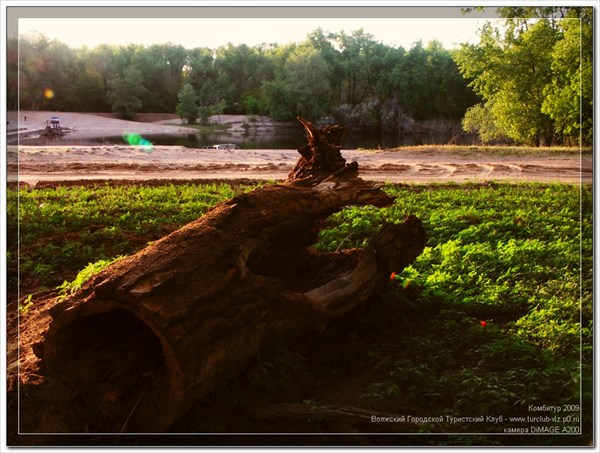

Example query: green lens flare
[123,133,154,152]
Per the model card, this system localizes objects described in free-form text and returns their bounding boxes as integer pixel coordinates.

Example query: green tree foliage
[6,38,18,110]
[334,29,382,106]
[18,35,79,110]
[259,43,299,119]
[69,46,112,112]
[11,29,479,132]
[213,43,272,114]
[455,7,592,146]
[107,66,148,119]
[461,103,505,142]
[176,83,199,124]
[131,43,187,113]
[424,41,480,120]
[198,99,226,126]
[262,44,333,119]
[81,44,118,112]
[186,47,222,121]
[541,8,593,145]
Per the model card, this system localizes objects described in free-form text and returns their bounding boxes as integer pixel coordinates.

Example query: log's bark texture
[39,117,426,433]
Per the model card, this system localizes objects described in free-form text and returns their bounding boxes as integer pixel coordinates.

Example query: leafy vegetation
[6,182,259,298]
[175,82,199,124]
[9,29,475,133]
[9,7,589,145]
[55,255,123,302]
[317,183,591,353]
[7,181,592,444]
[106,66,148,120]
[315,182,592,442]
[456,7,593,145]
[18,294,34,315]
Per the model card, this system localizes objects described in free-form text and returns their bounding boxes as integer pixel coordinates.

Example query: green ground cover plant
[7,181,592,445]
[6,182,259,299]
[317,182,591,354]
[313,182,592,443]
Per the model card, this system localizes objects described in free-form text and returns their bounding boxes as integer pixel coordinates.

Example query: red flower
[479,320,487,327]
[389,272,397,282]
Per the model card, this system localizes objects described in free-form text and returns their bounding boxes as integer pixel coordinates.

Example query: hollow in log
[38,117,426,433]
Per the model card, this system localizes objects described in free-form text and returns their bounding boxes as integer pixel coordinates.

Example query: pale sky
[19,17,491,50]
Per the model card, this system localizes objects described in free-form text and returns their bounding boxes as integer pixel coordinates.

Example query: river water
[91,128,477,149]
[15,122,477,149]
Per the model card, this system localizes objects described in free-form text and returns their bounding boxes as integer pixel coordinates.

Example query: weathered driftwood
[39,117,426,433]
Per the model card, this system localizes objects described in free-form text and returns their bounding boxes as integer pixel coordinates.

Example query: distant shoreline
[7,111,301,148]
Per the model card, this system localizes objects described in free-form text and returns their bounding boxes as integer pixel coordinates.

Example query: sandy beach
[7,110,284,142]
[8,144,591,185]
[7,110,198,140]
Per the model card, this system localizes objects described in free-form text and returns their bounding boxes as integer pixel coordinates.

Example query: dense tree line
[455,7,593,146]
[8,29,478,134]
[8,39,188,117]
[8,7,591,145]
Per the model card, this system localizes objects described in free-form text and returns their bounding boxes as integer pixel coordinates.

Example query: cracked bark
[38,117,426,433]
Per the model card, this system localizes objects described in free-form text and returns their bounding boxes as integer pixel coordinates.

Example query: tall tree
[85,44,118,109]
[541,8,593,145]
[307,28,344,104]
[187,47,220,113]
[176,83,198,124]
[10,28,479,133]
[107,66,148,119]
[397,41,431,121]
[18,34,79,110]
[330,29,382,106]
[213,43,272,113]
[455,7,591,145]
[6,38,18,110]
[69,46,111,112]
[259,43,298,119]
[130,43,187,112]
[284,45,333,119]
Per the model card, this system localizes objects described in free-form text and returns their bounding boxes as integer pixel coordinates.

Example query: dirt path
[8,145,592,185]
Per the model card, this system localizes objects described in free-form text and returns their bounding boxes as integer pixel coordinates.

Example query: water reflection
[94,129,476,149]
[20,125,477,149]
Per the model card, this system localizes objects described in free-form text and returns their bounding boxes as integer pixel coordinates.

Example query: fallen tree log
[38,117,426,433]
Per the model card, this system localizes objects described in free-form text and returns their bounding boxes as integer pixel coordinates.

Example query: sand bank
[8,145,591,185]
